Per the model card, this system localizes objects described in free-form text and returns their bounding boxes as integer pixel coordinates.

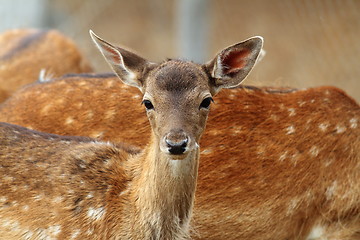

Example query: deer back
[0,28,93,102]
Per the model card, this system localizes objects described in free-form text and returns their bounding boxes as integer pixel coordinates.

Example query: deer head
[90,30,263,159]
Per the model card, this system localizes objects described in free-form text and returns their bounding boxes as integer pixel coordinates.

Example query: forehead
[146,60,209,93]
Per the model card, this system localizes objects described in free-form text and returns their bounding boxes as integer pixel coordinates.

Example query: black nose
[166,138,188,155]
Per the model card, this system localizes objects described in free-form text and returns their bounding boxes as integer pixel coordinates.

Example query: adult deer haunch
[0,31,263,239]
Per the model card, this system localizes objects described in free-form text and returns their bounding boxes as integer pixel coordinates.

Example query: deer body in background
[1,52,360,240]
[0,32,263,239]
[1,71,360,238]
[0,28,93,102]
[2,79,360,240]
[1,76,360,239]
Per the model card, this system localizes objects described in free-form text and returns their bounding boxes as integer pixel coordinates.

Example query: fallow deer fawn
[0,31,263,239]
[0,28,93,102]
[1,53,360,240]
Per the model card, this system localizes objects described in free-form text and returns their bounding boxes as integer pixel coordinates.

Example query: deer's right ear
[90,30,150,91]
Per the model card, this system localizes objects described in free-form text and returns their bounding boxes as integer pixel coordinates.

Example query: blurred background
[1,0,359,101]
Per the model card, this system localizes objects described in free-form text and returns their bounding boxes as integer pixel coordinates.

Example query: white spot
[132,94,141,99]
[1,218,11,228]
[106,80,115,88]
[87,207,106,221]
[325,181,337,200]
[23,231,34,239]
[9,220,20,232]
[279,151,288,161]
[77,160,87,169]
[3,175,14,182]
[53,196,64,203]
[325,90,330,95]
[41,104,52,114]
[229,94,236,99]
[309,146,319,157]
[318,123,329,132]
[56,98,65,105]
[287,198,299,215]
[324,157,334,167]
[86,111,94,120]
[86,192,94,199]
[37,162,48,169]
[257,146,266,156]
[218,145,226,150]
[291,152,299,166]
[350,118,358,129]
[78,81,87,86]
[105,109,116,119]
[306,225,324,239]
[288,108,296,116]
[310,99,315,103]
[119,189,129,197]
[110,93,118,99]
[11,201,18,207]
[230,126,242,135]
[47,225,61,236]
[86,228,94,235]
[76,102,83,108]
[208,129,220,136]
[65,87,74,94]
[90,131,104,139]
[335,125,346,134]
[121,84,130,89]
[70,229,81,239]
[286,125,295,135]
[270,114,279,121]
[65,117,75,125]
[34,194,43,201]
[201,148,213,155]
[298,101,306,107]
[0,196,7,203]
[22,205,29,211]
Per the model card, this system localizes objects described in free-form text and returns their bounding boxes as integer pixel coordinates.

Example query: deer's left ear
[205,36,263,93]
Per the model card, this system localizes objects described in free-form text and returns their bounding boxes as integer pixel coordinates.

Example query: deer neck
[128,134,199,239]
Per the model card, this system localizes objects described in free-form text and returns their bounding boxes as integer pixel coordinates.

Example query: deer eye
[199,97,213,109]
[142,100,154,110]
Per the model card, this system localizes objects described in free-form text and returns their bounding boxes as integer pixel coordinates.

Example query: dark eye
[142,100,154,110]
[199,97,213,109]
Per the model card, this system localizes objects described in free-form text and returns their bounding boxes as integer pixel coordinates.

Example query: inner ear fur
[205,36,263,91]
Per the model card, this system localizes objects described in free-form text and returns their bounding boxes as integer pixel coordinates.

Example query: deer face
[142,60,212,156]
[90,30,263,158]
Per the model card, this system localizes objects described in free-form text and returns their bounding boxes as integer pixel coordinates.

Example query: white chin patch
[169,156,192,177]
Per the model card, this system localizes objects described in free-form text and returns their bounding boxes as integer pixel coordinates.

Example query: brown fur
[0,28,93,102]
[0,33,264,239]
[0,73,359,239]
